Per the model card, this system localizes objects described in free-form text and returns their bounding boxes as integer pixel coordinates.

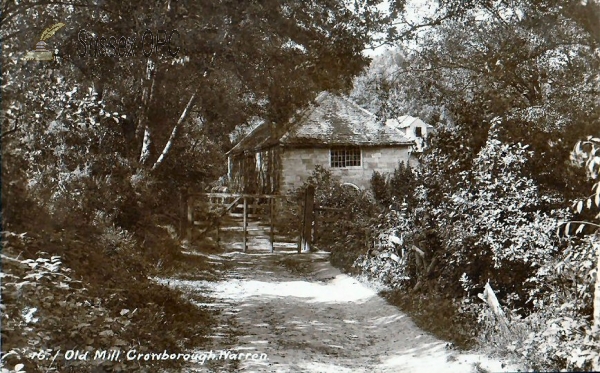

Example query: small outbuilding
[227,92,422,194]
[385,115,436,152]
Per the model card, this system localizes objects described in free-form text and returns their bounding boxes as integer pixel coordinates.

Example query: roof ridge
[279,95,324,141]
[229,92,416,155]
[338,94,378,119]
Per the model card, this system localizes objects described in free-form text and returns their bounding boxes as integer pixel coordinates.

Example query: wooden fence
[185,192,284,253]
[184,187,373,254]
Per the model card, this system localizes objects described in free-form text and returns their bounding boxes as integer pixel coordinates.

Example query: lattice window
[330,146,361,168]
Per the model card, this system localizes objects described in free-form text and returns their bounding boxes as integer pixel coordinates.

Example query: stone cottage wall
[280,146,413,193]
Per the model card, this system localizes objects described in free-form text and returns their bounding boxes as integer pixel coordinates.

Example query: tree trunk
[151,89,198,171]
[136,66,156,166]
[593,236,600,333]
[593,237,600,372]
[299,185,315,253]
[139,126,152,164]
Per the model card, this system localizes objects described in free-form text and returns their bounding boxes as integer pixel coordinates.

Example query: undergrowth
[1,226,216,373]
[380,289,478,350]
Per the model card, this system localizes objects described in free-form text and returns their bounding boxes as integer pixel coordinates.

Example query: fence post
[313,208,318,245]
[216,219,220,245]
[243,196,248,253]
[179,190,185,240]
[299,185,315,253]
[478,281,512,336]
[269,198,275,253]
[186,194,194,243]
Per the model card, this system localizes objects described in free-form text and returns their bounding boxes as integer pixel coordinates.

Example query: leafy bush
[351,127,600,371]
[0,228,213,373]
[1,235,143,373]
[474,253,600,371]
[370,170,388,207]
[295,166,379,271]
[371,162,417,210]
[434,129,565,308]
[353,207,415,289]
[461,135,600,372]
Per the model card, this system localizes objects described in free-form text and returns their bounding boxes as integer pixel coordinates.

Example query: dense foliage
[370,161,416,211]
[1,1,394,371]
[1,230,216,373]
[346,1,600,369]
[434,128,566,302]
[2,0,600,371]
[349,129,599,369]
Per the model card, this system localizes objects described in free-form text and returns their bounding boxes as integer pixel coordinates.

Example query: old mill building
[227,92,434,194]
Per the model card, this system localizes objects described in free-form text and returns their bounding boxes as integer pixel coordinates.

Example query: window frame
[330,146,362,168]
[415,126,423,138]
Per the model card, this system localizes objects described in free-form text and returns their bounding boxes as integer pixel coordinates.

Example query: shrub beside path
[157,243,522,373]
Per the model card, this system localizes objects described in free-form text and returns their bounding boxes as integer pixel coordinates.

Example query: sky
[362,0,438,57]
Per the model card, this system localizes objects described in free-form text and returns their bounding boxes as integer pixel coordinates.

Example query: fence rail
[191,192,285,199]
[185,192,285,252]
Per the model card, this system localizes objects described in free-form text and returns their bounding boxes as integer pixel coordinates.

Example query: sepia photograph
[1,0,599,372]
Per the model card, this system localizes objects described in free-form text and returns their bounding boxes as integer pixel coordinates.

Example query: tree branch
[562,221,600,230]
[1,119,20,140]
[1,0,115,38]
[139,126,152,165]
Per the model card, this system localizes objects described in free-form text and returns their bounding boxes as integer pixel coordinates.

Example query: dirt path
[157,246,520,373]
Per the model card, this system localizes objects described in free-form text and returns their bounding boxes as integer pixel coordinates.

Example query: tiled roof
[386,115,435,129]
[227,92,414,155]
[226,119,276,155]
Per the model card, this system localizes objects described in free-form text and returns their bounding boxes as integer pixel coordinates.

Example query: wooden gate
[185,192,286,253]
[296,184,372,253]
[184,186,367,254]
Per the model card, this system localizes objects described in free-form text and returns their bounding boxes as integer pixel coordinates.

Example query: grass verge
[379,288,478,350]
